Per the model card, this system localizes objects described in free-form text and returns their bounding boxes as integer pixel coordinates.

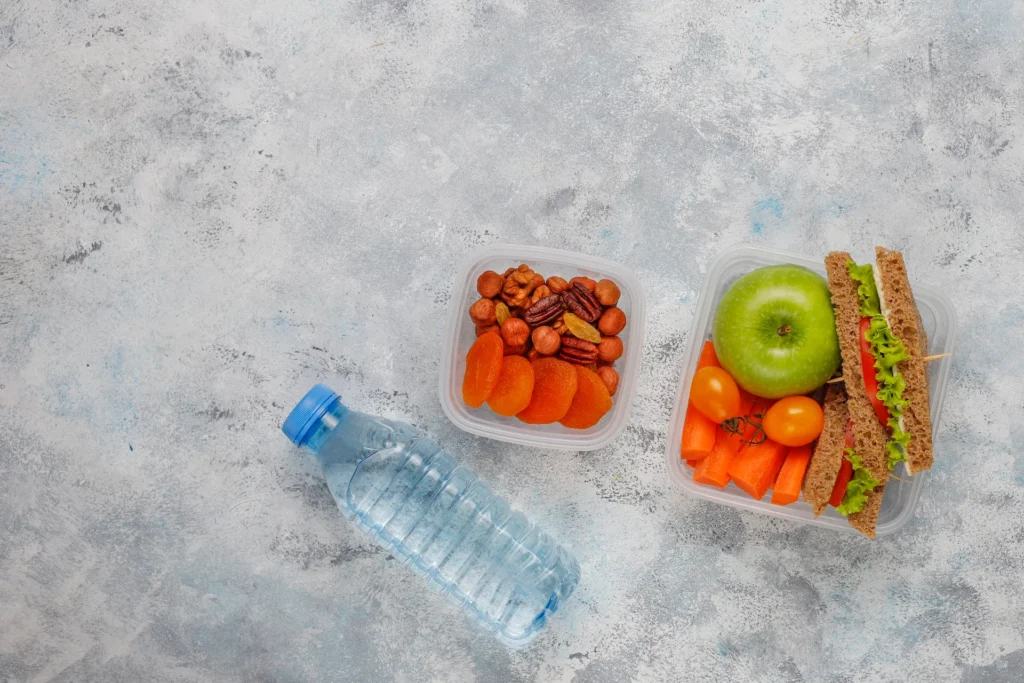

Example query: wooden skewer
[826,354,951,384]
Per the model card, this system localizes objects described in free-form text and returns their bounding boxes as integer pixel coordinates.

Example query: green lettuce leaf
[867,316,911,370]
[886,418,911,470]
[847,260,881,317]
[837,450,881,516]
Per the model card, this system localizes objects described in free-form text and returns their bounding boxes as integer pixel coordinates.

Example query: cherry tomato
[762,396,825,447]
[859,317,891,426]
[689,367,743,423]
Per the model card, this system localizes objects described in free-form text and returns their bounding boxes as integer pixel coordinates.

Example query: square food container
[665,244,957,536]
[440,244,646,450]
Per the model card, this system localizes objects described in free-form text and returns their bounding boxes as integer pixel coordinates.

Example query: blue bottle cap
[282,384,340,446]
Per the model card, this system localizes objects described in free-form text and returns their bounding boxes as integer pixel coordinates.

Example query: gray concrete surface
[2,1,1023,681]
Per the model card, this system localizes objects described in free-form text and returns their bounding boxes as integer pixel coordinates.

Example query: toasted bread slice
[875,247,933,474]
[803,384,848,515]
[825,252,889,538]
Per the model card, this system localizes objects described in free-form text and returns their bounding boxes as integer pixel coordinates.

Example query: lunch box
[664,244,957,536]
[440,244,646,450]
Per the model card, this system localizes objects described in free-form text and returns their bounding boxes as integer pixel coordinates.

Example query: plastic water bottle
[282,385,580,645]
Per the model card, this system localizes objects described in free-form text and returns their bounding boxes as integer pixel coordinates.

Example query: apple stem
[777,325,792,336]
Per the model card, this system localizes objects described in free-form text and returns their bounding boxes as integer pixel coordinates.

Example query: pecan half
[523,294,564,326]
[562,282,602,323]
[558,336,599,364]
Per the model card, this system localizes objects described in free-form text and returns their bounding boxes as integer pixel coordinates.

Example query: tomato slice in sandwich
[829,420,857,508]
[859,317,891,426]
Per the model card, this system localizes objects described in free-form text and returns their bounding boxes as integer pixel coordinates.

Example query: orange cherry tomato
[762,396,825,447]
[689,367,743,423]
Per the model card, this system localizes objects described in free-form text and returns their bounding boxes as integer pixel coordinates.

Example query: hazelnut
[475,324,500,337]
[529,273,545,290]
[595,279,621,306]
[530,285,552,306]
[532,326,561,355]
[469,298,496,325]
[598,307,627,336]
[477,270,503,298]
[570,276,597,292]
[504,342,528,356]
[597,366,619,396]
[546,276,569,293]
[598,336,623,362]
[500,318,530,348]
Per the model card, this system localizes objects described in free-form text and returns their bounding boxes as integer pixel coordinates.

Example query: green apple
[712,265,840,399]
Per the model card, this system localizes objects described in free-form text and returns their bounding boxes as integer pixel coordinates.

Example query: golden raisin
[495,301,511,325]
[562,312,602,344]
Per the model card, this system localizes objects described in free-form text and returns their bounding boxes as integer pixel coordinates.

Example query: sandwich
[804,248,933,538]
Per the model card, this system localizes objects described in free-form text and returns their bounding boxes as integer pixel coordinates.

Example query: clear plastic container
[440,245,646,450]
[665,244,958,536]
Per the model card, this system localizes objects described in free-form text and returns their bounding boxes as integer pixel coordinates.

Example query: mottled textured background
[1,0,1022,681]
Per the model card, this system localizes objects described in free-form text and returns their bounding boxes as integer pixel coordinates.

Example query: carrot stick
[681,403,717,460]
[728,438,787,500]
[693,426,740,487]
[697,340,721,370]
[680,341,726,461]
[770,444,812,506]
[829,458,854,508]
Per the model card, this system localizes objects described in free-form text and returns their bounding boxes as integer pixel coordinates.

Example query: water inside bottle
[308,408,579,644]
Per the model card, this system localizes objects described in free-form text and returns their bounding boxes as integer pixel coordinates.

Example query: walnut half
[501,264,538,308]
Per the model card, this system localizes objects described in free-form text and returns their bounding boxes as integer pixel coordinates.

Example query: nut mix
[531,326,561,355]
[559,337,599,364]
[500,264,538,308]
[562,281,603,323]
[477,270,504,298]
[469,298,497,326]
[598,307,626,336]
[500,318,530,348]
[594,279,621,306]
[597,366,619,396]
[523,294,563,326]
[463,263,631,428]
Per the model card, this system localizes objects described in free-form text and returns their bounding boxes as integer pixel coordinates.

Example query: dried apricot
[462,332,504,408]
[559,366,613,429]
[516,358,579,424]
[486,355,535,416]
